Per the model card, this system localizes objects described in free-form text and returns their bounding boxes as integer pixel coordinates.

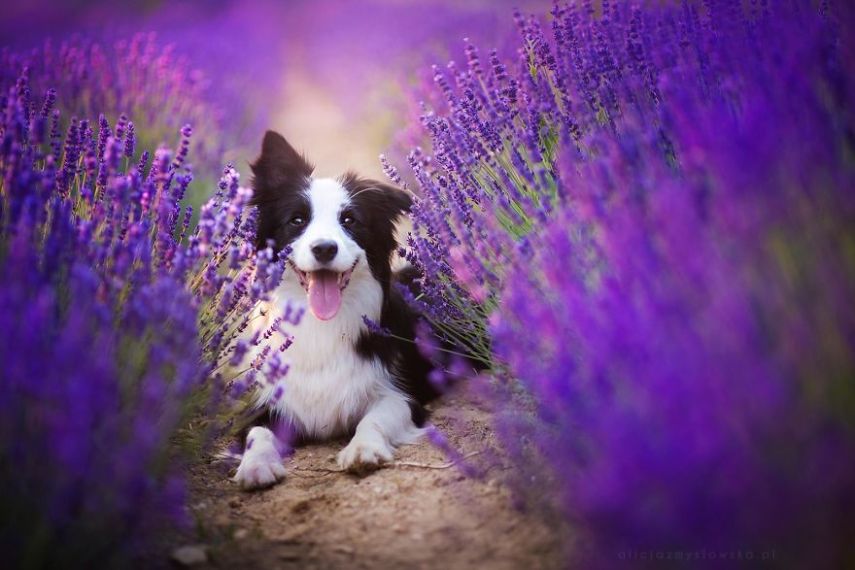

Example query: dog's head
[250,130,411,321]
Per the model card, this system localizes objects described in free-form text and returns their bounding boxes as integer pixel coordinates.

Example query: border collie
[232,131,440,489]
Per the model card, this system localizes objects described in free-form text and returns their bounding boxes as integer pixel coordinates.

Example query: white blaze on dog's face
[289,178,363,320]
[250,131,412,321]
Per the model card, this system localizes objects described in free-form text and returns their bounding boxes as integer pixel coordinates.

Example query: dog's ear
[378,182,413,217]
[250,130,313,199]
[341,173,413,222]
[250,131,313,251]
[365,181,413,221]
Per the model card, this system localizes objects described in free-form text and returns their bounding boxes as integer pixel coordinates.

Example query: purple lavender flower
[0,34,238,208]
[362,315,392,337]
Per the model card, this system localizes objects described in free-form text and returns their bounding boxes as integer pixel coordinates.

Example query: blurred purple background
[2,0,549,178]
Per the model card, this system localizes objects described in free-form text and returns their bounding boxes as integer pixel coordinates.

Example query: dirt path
[179,394,566,570]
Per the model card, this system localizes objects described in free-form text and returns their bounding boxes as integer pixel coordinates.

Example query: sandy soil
[176,393,567,570]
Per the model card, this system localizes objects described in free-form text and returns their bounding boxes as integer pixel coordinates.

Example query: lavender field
[2,1,854,568]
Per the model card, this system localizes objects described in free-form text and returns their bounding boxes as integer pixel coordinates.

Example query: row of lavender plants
[1,33,251,209]
[0,55,292,565]
[398,1,855,567]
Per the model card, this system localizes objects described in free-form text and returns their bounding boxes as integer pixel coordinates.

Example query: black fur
[354,265,442,426]
[250,130,314,251]
[338,172,412,295]
[336,174,441,425]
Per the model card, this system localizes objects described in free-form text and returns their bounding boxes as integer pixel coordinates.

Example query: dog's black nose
[311,240,338,263]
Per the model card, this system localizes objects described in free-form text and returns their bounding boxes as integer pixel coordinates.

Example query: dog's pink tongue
[307,270,341,320]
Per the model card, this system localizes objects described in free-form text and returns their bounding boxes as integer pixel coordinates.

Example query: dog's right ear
[250,130,314,200]
[250,131,314,251]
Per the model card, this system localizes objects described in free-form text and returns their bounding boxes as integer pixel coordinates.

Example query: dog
[231,130,441,490]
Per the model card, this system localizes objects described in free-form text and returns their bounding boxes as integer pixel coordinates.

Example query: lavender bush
[0,58,290,565]
[1,33,238,208]
[0,0,288,134]
[397,0,855,567]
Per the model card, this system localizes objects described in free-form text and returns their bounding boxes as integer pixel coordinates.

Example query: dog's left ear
[372,181,413,220]
[342,173,413,222]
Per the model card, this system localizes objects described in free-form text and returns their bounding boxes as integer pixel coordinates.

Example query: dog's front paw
[234,452,286,490]
[233,427,286,490]
[233,452,286,490]
[337,436,394,473]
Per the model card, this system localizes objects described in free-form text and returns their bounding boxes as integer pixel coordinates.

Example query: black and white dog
[232,131,440,489]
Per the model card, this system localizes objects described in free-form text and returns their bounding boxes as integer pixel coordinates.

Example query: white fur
[336,389,423,469]
[233,426,286,489]
[233,178,421,489]
[290,178,360,274]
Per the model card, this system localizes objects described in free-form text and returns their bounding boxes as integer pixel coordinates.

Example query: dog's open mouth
[292,259,357,321]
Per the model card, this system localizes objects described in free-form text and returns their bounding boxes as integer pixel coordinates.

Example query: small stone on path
[171,544,208,566]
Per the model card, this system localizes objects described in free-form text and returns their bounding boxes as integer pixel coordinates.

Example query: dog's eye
[341,214,355,226]
[290,216,306,227]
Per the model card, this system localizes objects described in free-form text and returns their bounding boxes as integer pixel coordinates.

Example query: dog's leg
[337,388,423,471]
[233,425,287,490]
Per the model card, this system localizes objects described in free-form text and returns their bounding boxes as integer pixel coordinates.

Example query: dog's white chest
[254,274,387,439]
